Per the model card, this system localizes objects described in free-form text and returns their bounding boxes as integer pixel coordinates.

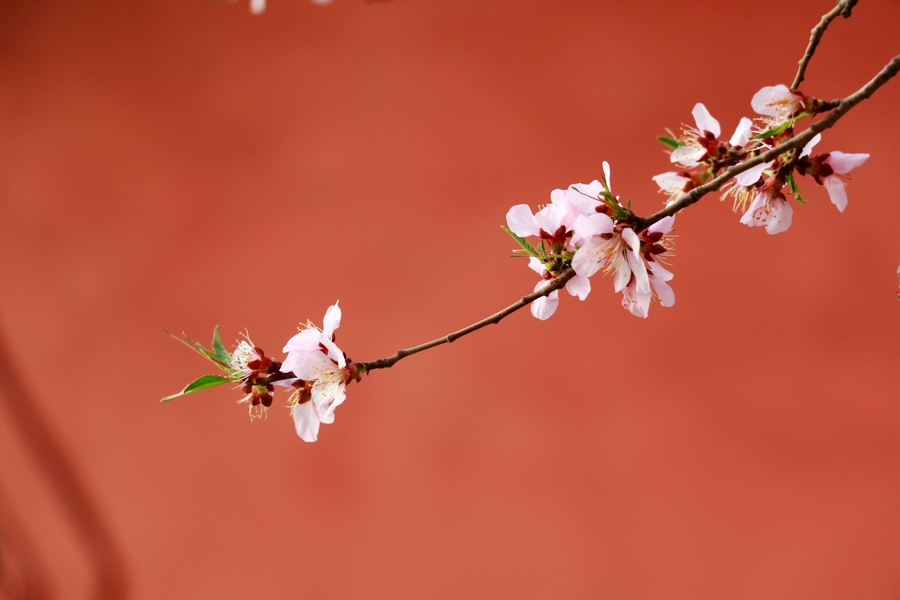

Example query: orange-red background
[2,0,900,598]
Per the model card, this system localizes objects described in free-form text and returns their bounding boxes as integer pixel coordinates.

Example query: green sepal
[657,136,683,149]
[501,226,544,260]
[160,374,233,403]
[786,172,806,204]
[212,326,231,366]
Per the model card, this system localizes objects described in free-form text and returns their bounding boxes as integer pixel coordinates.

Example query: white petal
[319,337,346,368]
[250,0,265,13]
[648,215,675,235]
[506,204,540,237]
[740,191,768,227]
[534,202,567,233]
[801,133,821,158]
[652,277,675,307]
[765,198,793,234]
[292,401,321,442]
[283,350,327,380]
[823,176,848,212]
[648,260,673,281]
[670,146,705,167]
[565,275,591,301]
[282,328,320,354]
[734,160,774,187]
[572,212,614,239]
[729,117,753,147]
[531,281,559,320]
[825,152,869,175]
[571,240,603,278]
[751,84,799,118]
[652,172,690,194]
[692,103,720,138]
[602,161,612,191]
[567,181,603,214]
[622,229,649,295]
[322,301,341,337]
[527,256,545,275]
[621,284,650,318]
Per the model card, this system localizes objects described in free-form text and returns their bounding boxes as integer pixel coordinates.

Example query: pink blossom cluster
[653,85,869,235]
[506,162,676,320]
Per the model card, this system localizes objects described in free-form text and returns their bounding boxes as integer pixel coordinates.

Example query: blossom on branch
[281,302,360,442]
[751,84,806,124]
[670,103,754,168]
[798,134,869,212]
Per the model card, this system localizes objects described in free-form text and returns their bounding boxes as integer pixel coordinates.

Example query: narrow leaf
[657,136,683,149]
[750,119,793,140]
[212,326,231,366]
[501,226,543,259]
[160,374,233,403]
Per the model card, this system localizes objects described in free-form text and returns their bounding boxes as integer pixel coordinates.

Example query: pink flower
[751,84,804,123]
[527,257,591,320]
[670,103,755,168]
[652,172,692,205]
[801,134,869,212]
[571,212,649,297]
[739,188,793,234]
[281,302,350,442]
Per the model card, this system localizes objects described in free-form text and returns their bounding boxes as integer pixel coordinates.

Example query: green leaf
[164,330,231,371]
[501,226,543,259]
[160,374,233,403]
[657,136,683,149]
[750,119,793,140]
[212,326,231,366]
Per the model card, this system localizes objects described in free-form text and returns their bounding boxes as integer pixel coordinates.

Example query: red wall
[1,0,899,598]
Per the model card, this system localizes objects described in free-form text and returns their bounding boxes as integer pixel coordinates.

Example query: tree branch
[352,53,900,373]
[359,269,576,371]
[792,0,859,90]
[637,54,900,231]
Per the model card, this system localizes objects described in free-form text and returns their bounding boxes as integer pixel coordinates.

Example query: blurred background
[1,0,899,598]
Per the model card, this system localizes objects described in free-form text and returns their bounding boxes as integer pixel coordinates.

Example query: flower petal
[751,84,799,118]
[670,146,705,167]
[729,117,753,147]
[527,256,545,275]
[571,239,603,278]
[531,280,559,320]
[565,275,591,301]
[734,160,774,187]
[250,0,265,13]
[322,301,341,338]
[765,198,793,234]
[292,401,321,442]
[801,133,821,158]
[825,152,869,175]
[823,175,848,212]
[573,212,614,239]
[567,181,604,214]
[648,215,675,236]
[692,103,721,138]
[506,204,540,237]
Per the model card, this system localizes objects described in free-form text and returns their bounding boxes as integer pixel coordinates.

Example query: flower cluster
[505,162,676,320]
[653,86,868,235]
[280,302,362,442]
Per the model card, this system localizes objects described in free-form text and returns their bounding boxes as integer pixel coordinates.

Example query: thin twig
[360,269,576,371]
[637,54,900,230]
[792,0,858,89]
